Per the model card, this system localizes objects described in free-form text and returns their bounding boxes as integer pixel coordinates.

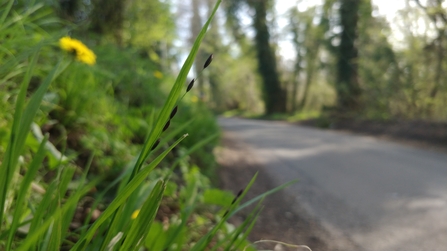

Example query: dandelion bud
[203,54,213,69]
[186,78,195,92]
[170,106,178,119]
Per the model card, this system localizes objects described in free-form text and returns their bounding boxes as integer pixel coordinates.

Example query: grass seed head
[203,54,213,69]
[170,106,178,119]
[186,78,195,92]
[151,139,161,150]
[231,189,244,205]
[163,120,170,132]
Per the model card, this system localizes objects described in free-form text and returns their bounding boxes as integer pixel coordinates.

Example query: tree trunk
[336,0,361,111]
[250,0,287,114]
[299,58,316,110]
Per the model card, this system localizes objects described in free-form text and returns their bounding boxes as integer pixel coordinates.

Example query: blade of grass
[231,204,263,250]
[162,204,195,251]
[17,179,99,251]
[0,0,14,25]
[161,165,203,250]
[119,180,165,251]
[0,58,68,231]
[98,128,192,250]
[164,132,219,180]
[97,120,194,249]
[0,50,40,232]
[27,181,57,251]
[65,154,95,239]
[46,166,77,250]
[15,60,69,156]
[193,178,296,251]
[190,172,259,251]
[130,0,222,179]
[229,179,298,218]
[219,204,262,251]
[5,134,49,250]
[116,119,194,194]
[106,119,194,238]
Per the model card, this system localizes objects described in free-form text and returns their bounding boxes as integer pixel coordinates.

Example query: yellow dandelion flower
[59,36,96,65]
[131,209,140,219]
[153,70,163,79]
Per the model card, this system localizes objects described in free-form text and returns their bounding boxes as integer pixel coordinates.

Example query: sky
[278,0,407,17]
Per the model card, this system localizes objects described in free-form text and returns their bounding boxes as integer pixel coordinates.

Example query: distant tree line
[57,0,447,119]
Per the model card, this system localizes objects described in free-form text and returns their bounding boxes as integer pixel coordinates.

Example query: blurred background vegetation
[42,0,447,121]
[53,0,447,121]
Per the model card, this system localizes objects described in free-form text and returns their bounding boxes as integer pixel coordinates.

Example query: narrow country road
[218,117,447,251]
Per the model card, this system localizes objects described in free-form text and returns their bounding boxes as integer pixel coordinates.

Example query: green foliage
[124,0,175,49]
[286,6,336,113]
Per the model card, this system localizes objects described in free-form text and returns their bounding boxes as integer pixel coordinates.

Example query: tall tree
[224,0,287,114]
[289,8,304,112]
[249,0,286,114]
[336,0,361,111]
[288,7,323,112]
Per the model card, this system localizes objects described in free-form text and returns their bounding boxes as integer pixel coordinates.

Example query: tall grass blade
[164,132,219,180]
[0,0,14,25]
[228,203,262,250]
[17,179,99,251]
[190,172,259,251]
[119,180,165,250]
[131,0,222,178]
[0,50,40,233]
[5,135,49,250]
[230,179,298,217]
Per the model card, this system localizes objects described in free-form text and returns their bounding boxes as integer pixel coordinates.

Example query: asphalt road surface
[219,117,447,251]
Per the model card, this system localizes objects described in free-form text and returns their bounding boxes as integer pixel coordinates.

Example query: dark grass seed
[231,189,244,205]
[203,54,213,69]
[170,106,178,119]
[151,139,161,150]
[186,79,195,92]
[163,120,170,132]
